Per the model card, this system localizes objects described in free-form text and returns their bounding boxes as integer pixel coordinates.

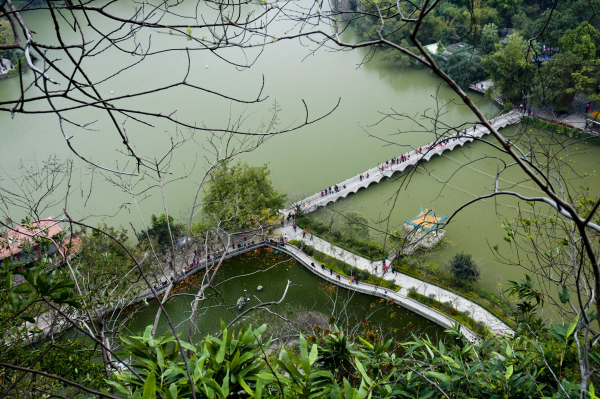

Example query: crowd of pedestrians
[292,115,524,213]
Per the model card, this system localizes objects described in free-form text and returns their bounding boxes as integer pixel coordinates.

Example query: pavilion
[587,111,600,132]
[404,207,448,231]
[402,208,447,254]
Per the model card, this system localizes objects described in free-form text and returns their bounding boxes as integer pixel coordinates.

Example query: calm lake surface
[1,1,598,320]
[125,248,444,340]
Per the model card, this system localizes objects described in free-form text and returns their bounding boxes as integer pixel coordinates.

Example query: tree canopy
[449,252,480,285]
[202,162,287,230]
[136,213,184,250]
[481,34,536,102]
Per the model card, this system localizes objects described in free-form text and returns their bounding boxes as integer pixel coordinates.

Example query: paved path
[284,111,522,215]
[30,232,512,343]
[469,79,503,105]
[278,225,513,338]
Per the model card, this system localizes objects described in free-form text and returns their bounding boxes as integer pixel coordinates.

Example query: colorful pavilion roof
[588,111,600,121]
[405,207,448,231]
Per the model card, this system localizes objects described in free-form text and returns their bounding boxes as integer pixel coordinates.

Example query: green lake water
[124,248,444,340]
[1,1,599,331]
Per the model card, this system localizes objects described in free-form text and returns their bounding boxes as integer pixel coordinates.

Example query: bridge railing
[288,112,521,212]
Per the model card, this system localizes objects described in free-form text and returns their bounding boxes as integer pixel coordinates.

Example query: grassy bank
[522,115,600,144]
[394,259,514,328]
[295,215,385,261]
[290,240,400,291]
[407,288,490,336]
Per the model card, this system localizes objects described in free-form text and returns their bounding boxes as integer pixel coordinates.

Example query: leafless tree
[283,0,600,395]
[2,0,600,396]
[0,0,338,176]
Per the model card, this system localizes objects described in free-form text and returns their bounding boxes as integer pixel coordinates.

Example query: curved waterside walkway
[284,111,522,215]
[278,225,514,340]
[139,232,513,343]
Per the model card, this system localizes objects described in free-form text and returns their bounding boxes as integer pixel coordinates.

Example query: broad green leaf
[559,285,571,304]
[143,325,153,342]
[354,359,373,386]
[106,380,131,395]
[238,375,253,396]
[505,365,513,381]
[222,369,230,397]
[254,376,263,399]
[156,347,165,370]
[424,371,451,383]
[141,370,156,399]
[308,343,318,366]
[590,383,599,399]
[566,315,579,341]
[216,330,227,364]
[168,383,178,399]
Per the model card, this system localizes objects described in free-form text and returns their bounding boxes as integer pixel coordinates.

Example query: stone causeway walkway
[284,111,522,215]
[277,225,514,340]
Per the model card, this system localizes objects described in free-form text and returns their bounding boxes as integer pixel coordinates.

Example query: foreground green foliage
[110,297,592,399]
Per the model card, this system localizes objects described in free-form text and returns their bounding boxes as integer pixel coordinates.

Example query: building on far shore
[0,56,15,78]
[0,217,80,285]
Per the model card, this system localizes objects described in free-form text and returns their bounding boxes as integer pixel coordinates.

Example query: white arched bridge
[285,111,523,215]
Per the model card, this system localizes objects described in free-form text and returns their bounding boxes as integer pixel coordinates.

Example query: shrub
[450,252,480,285]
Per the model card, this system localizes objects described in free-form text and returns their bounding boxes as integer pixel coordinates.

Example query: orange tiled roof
[0,217,65,260]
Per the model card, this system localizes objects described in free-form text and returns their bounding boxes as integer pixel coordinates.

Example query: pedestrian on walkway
[302,227,307,238]
[293,223,297,232]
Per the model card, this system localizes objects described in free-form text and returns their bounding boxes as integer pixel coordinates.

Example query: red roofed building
[0,217,80,285]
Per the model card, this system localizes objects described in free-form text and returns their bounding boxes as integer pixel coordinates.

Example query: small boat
[236,289,250,310]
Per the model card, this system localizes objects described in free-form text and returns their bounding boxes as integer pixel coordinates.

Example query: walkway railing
[139,238,482,343]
